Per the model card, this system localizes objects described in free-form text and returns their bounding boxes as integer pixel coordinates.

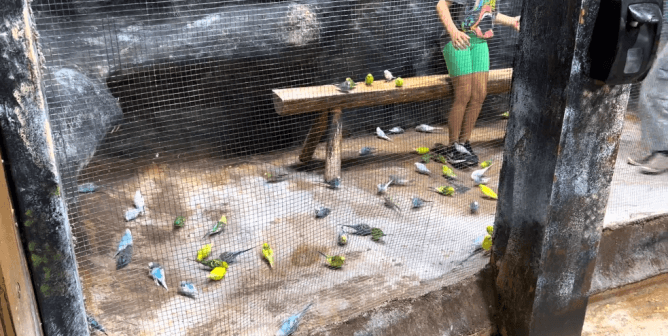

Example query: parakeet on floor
[432,186,455,196]
[383,196,402,212]
[442,165,457,179]
[415,147,430,155]
[486,225,494,235]
[148,262,168,290]
[411,196,433,208]
[208,263,229,281]
[318,251,346,268]
[421,153,432,163]
[384,70,396,82]
[480,160,493,168]
[359,146,377,156]
[262,243,275,268]
[343,224,373,236]
[134,190,145,213]
[471,166,491,185]
[365,73,374,85]
[338,231,348,246]
[501,111,510,119]
[376,127,392,141]
[174,216,185,228]
[124,208,141,221]
[87,315,108,335]
[414,162,431,175]
[435,155,448,164]
[116,245,133,270]
[371,228,387,241]
[200,258,225,270]
[415,124,443,133]
[388,126,404,134]
[315,206,331,219]
[323,177,341,189]
[219,247,253,264]
[395,77,404,87]
[276,303,313,336]
[470,201,480,214]
[114,228,133,257]
[202,216,226,239]
[377,180,392,194]
[479,184,498,199]
[265,172,289,183]
[389,175,413,186]
[178,281,198,299]
[78,183,98,193]
[197,244,213,262]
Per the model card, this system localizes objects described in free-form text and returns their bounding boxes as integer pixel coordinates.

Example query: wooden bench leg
[325,108,342,182]
[299,110,329,163]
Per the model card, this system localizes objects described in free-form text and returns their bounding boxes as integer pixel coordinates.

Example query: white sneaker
[640,152,668,174]
[628,152,657,166]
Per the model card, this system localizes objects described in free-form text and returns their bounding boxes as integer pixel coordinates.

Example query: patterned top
[441,0,499,45]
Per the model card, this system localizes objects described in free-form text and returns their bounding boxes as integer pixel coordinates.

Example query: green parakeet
[395,77,404,87]
[482,234,493,250]
[262,243,274,268]
[371,227,386,241]
[200,258,225,270]
[202,215,226,239]
[442,165,456,178]
[197,244,212,262]
[318,251,345,268]
[486,225,494,235]
[174,216,185,228]
[501,111,510,119]
[365,73,374,85]
[436,155,447,164]
[432,186,455,196]
[422,153,432,163]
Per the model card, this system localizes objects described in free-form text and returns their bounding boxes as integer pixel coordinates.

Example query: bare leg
[459,71,489,143]
[448,74,473,144]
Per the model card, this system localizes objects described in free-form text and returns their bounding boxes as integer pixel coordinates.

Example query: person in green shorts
[435,0,520,168]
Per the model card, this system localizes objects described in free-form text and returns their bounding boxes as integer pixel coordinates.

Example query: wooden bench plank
[272,68,513,116]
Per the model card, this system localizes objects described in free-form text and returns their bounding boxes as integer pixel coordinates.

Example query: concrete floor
[583,273,668,336]
[76,114,666,335]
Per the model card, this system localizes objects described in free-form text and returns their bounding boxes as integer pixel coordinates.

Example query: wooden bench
[271,68,513,182]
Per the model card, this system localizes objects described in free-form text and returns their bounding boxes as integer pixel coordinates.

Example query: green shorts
[443,35,490,77]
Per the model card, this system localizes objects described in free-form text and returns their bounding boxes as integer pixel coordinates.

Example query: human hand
[512,16,520,31]
[449,30,470,50]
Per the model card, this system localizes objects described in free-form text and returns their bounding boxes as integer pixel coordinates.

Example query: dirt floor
[583,273,668,336]
[75,113,666,335]
[77,119,506,335]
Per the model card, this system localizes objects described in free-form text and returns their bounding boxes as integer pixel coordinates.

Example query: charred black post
[0,0,89,335]
[491,0,631,335]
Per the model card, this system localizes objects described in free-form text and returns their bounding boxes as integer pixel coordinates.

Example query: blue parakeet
[114,229,133,257]
[116,245,133,270]
[78,183,98,193]
[178,281,198,299]
[87,315,108,335]
[148,262,168,290]
[315,207,331,219]
[414,162,431,175]
[276,303,313,336]
[124,208,141,221]
[359,146,377,156]
[411,196,433,209]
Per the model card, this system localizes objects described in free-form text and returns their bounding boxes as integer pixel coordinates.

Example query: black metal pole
[491,0,631,335]
[0,0,89,335]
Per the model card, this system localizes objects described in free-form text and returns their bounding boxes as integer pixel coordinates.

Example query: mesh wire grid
[29,0,666,334]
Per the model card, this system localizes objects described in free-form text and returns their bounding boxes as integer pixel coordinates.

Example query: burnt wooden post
[491,0,632,335]
[0,0,89,335]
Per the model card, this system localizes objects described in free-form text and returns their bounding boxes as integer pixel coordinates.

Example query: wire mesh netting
[29,0,667,334]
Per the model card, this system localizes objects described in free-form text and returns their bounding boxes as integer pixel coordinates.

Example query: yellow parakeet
[480,160,493,168]
[197,244,212,262]
[433,186,455,196]
[208,262,229,281]
[442,165,456,178]
[395,77,404,87]
[482,234,493,250]
[414,147,430,155]
[479,184,498,199]
[486,225,494,235]
[262,243,274,268]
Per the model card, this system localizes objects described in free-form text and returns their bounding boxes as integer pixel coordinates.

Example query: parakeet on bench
[134,190,145,213]
[343,224,373,236]
[365,73,374,85]
[414,162,431,175]
[389,175,413,186]
[262,243,275,268]
[376,127,392,141]
[219,247,253,264]
[411,196,433,209]
[196,244,213,262]
[148,262,168,290]
[388,126,404,134]
[178,281,198,299]
[276,303,313,336]
[202,215,226,239]
[315,206,331,219]
[318,251,346,268]
[384,70,396,82]
[87,315,108,335]
[377,180,392,194]
[208,263,229,281]
[415,124,443,133]
[395,77,404,87]
[359,146,377,156]
[334,78,356,93]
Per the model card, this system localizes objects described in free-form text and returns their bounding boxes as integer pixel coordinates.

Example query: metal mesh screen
[29,0,665,334]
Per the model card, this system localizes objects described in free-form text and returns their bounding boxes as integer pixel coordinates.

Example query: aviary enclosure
[27,0,668,334]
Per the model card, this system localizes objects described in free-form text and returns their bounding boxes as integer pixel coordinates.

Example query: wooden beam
[324,108,343,181]
[272,69,512,116]
[298,111,330,163]
[0,147,43,336]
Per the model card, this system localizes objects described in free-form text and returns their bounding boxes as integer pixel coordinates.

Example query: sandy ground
[77,120,505,335]
[583,273,668,336]
[76,114,666,335]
